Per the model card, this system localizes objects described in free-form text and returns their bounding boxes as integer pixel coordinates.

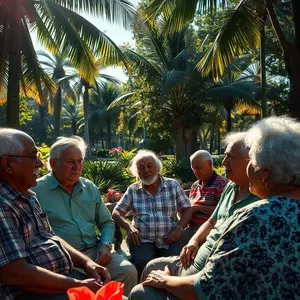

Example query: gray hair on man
[222,131,248,156]
[190,150,213,167]
[129,149,163,178]
[0,128,29,156]
[246,116,300,186]
[47,136,87,171]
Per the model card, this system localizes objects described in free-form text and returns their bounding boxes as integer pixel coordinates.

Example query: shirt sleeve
[194,209,270,299]
[0,206,29,267]
[94,189,115,245]
[114,187,133,214]
[175,181,191,210]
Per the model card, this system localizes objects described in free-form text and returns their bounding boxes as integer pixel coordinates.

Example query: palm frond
[107,92,135,110]
[198,0,264,80]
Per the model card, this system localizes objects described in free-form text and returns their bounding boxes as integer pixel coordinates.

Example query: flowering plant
[103,189,123,203]
[109,147,124,156]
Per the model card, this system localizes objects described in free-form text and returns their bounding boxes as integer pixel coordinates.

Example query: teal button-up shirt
[32,173,115,250]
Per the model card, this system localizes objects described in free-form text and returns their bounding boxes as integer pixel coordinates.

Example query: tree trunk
[209,127,215,153]
[226,107,232,132]
[83,83,91,153]
[54,86,62,138]
[38,105,47,143]
[7,19,21,128]
[190,128,198,154]
[72,119,77,135]
[175,127,186,160]
[260,12,267,118]
[107,117,112,149]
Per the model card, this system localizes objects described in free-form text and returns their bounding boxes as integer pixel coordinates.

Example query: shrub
[82,160,132,193]
[93,148,109,158]
[38,143,50,177]
[212,155,224,168]
[163,159,195,184]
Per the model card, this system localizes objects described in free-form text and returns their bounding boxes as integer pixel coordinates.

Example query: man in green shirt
[33,136,137,296]
[128,131,260,300]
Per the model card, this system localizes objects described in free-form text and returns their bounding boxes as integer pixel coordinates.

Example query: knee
[128,284,146,300]
[122,261,138,281]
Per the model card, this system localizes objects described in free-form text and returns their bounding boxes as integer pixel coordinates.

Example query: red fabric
[68,281,124,300]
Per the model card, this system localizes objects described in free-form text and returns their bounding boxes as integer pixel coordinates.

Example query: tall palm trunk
[38,105,47,142]
[260,12,267,118]
[83,82,91,153]
[54,86,62,138]
[106,117,112,149]
[72,118,77,135]
[7,19,21,128]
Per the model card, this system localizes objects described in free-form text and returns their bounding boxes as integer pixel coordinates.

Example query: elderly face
[247,159,270,199]
[4,135,43,192]
[191,157,212,181]
[222,142,249,184]
[51,146,83,187]
[137,156,159,185]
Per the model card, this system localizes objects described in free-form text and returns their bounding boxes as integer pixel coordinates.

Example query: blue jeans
[129,241,185,280]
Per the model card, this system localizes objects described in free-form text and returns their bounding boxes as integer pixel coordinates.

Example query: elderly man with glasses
[0,128,111,300]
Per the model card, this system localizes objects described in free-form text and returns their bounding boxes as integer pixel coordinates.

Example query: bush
[38,143,50,177]
[212,155,224,167]
[163,159,195,184]
[93,148,109,158]
[82,160,133,193]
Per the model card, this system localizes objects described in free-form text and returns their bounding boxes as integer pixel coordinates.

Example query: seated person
[33,136,137,296]
[0,129,110,300]
[129,117,300,299]
[183,150,228,241]
[112,150,192,279]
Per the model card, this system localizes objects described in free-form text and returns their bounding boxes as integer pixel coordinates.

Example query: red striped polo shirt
[189,172,228,227]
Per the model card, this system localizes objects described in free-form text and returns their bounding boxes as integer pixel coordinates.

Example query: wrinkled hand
[142,265,171,289]
[166,227,182,245]
[180,239,199,267]
[83,260,111,285]
[81,278,103,293]
[96,244,112,266]
[127,228,142,246]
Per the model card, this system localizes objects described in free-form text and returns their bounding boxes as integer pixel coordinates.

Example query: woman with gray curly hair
[129,117,300,300]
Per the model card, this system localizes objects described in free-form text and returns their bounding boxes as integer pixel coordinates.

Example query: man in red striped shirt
[185,150,228,239]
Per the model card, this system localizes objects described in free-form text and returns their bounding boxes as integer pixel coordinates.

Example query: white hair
[190,150,213,167]
[0,128,28,156]
[222,131,248,156]
[47,136,87,171]
[129,149,163,178]
[245,116,300,186]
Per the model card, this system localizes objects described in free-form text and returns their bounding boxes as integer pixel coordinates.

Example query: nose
[72,162,80,169]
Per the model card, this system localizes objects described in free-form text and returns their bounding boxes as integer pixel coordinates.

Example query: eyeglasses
[5,154,40,162]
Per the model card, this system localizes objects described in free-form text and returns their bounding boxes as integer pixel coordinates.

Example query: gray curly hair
[245,116,300,186]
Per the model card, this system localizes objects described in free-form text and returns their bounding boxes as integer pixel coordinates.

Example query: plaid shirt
[0,180,73,300]
[189,172,228,226]
[115,176,191,248]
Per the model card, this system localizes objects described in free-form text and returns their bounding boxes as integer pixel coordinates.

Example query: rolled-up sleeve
[114,187,133,214]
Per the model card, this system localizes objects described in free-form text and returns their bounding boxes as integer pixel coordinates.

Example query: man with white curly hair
[33,136,137,296]
[112,149,192,279]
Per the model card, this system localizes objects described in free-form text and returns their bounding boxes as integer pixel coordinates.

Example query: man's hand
[166,227,182,245]
[81,278,103,293]
[83,260,111,285]
[142,265,171,289]
[127,228,142,246]
[96,244,112,266]
[180,239,199,267]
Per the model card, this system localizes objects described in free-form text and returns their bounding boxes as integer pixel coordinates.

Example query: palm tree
[145,0,300,118]
[0,0,136,128]
[89,82,134,149]
[61,101,83,135]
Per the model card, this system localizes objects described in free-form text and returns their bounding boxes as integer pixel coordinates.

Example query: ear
[208,160,212,168]
[49,159,56,171]
[261,169,271,182]
[1,156,13,174]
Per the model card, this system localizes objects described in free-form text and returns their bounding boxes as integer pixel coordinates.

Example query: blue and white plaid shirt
[0,180,73,300]
[115,176,191,248]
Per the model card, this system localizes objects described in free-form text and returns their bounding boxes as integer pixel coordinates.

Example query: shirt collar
[47,172,86,191]
[197,171,217,187]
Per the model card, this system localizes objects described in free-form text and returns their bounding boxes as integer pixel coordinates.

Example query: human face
[137,156,159,185]
[51,146,83,187]
[191,157,212,182]
[222,142,249,185]
[247,160,270,199]
[5,136,43,192]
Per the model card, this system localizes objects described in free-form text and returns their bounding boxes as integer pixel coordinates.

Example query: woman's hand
[180,239,199,267]
[142,265,172,289]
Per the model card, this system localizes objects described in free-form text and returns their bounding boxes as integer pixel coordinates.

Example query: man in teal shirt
[128,131,260,300]
[33,136,137,296]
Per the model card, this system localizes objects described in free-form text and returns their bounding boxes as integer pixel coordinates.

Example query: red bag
[68,281,124,300]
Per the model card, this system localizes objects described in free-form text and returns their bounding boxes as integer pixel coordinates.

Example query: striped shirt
[115,176,191,248]
[189,172,228,226]
[0,180,73,300]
